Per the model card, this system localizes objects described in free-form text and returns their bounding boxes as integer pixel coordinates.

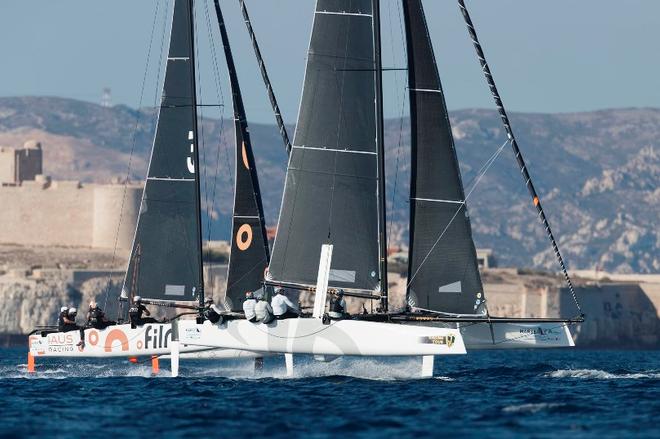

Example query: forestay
[269,0,383,292]
[122,0,203,303]
[403,0,485,315]
[214,0,270,311]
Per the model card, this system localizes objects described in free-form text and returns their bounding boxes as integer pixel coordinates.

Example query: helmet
[274,287,283,294]
[134,296,142,303]
[68,307,77,315]
[337,289,345,297]
[60,306,68,313]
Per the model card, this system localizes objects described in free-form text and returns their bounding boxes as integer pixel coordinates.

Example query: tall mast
[121,0,206,308]
[238,0,292,155]
[188,0,205,310]
[214,0,271,311]
[373,0,388,311]
[402,0,485,315]
[268,0,383,295]
[458,0,582,317]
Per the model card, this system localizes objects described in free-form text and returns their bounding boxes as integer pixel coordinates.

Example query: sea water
[2,348,658,438]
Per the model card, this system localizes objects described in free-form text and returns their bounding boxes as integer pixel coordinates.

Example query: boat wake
[502,402,565,414]
[6,361,155,379]
[6,356,453,381]
[185,356,452,381]
[544,369,660,380]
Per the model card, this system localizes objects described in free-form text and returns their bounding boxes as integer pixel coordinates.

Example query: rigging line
[385,0,408,248]
[407,139,509,288]
[194,0,210,247]
[238,0,292,154]
[463,135,507,195]
[103,0,163,314]
[202,0,229,274]
[458,0,582,316]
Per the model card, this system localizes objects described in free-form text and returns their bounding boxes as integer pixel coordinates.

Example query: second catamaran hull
[28,323,257,359]
[407,321,574,349]
[177,318,466,356]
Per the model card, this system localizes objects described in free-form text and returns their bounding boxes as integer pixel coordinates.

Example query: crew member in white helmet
[254,290,275,324]
[271,287,300,320]
[243,291,257,322]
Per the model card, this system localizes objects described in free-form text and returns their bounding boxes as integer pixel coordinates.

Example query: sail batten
[269,0,382,292]
[403,0,485,315]
[122,0,203,304]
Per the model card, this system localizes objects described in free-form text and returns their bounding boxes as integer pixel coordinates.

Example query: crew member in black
[328,289,347,320]
[86,300,116,330]
[62,307,85,348]
[129,296,160,327]
[57,306,69,332]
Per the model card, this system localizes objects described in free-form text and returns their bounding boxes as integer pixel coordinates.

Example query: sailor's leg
[285,353,294,377]
[78,327,86,348]
[151,355,160,375]
[421,355,434,378]
[254,357,264,373]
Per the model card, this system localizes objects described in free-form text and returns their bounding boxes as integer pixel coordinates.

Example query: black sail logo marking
[236,224,253,251]
[187,130,195,174]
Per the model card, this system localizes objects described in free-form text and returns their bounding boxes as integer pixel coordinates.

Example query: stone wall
[0,182,141,250]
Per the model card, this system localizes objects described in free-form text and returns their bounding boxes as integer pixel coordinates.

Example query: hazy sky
[1,0,660,123]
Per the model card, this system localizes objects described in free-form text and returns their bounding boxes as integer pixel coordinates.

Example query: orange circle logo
[241,142,250,170]
[104,329,130,352]
[89,330,99,346]
[236,224,252,251]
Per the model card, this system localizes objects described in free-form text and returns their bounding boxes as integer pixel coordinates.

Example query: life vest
[128,305,140,323]
[329,297,345,314]
[57,312,67,331]
[89,307,103,324]
[255,300,275,324]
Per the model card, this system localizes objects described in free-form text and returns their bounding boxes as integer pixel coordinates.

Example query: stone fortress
[0,141,142,251]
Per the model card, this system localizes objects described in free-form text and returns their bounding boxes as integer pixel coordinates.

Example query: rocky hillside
[0,96,658,273]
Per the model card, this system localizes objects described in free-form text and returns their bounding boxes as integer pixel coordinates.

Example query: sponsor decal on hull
[419,335,456,348]
[29,324,175,357]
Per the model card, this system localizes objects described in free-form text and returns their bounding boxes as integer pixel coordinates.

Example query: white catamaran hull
[177,318,466,356]
[28,323,257,359]
[462,321,574,349]
[410,321,574,349]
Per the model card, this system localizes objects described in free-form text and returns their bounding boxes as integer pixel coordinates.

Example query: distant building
[0,140,43,184]
[476,248,495,269]
[0,140,141,251]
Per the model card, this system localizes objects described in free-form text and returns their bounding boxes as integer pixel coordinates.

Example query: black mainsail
[403,0,486,315]
[122,0,204,304]
[214,0,270,311]
[268,0,385,293]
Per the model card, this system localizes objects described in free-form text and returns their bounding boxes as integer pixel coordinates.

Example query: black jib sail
[268,0,385,293]
[214,0,270,312]
[122,0,203,304]
[403,0,486,315]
